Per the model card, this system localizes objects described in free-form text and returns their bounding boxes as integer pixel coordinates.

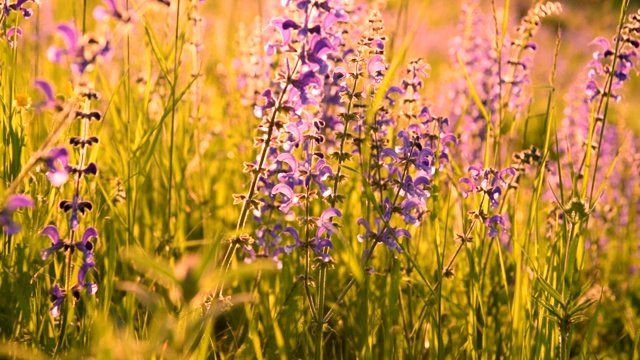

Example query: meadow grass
[0,0,639,358]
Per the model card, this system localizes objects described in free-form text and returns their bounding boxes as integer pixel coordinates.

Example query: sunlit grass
[0,0,639,358]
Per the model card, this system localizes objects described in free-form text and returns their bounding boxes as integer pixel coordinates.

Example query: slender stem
[587,0,629,205]
[304,154,318,322]
[313,58,363,359]
[167,0,182,239]
[215,59,301,298]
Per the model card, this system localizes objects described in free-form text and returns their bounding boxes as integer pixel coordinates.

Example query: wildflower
[43,147,70,187]
[282,225,334,262]
[47,23,111,76]
[49,284,66,318]
[553,9,640,221]
[356,216,410,253]
[6,26,21,48]
[13,92,31,110]
[0,194,33,235]
[40,225,97,261]
[40,225,69,260]
[93,0,134,23]
[2,0,37,19]
[72,261,98,300]
[272,183,299,213]
[485,215,505,237]
[34,80,63,112]
[75,227,98,261]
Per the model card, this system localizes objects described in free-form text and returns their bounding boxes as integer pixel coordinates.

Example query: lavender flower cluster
[554,9,640,235]
[443,1,561,167]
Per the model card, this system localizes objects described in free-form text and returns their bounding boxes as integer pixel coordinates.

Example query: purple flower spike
[3,194,33,213]
[0,194,34,235]
[276,153,299,183]
[356,218,373,243]
[44,147,70,187]
[496,167,516,187]
[306,36,335,75]
[49,284,66,318]
[487,187,502,209]
[385,86,405,106]
[400,198,423,225]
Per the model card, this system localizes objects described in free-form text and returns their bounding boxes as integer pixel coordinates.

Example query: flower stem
[215,59,301,299]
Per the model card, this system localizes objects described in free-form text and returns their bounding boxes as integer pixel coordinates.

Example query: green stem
[167,0,182,241]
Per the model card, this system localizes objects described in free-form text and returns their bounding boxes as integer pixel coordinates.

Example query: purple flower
[43,147,69,187]
[3,0,36,18]
[40,225,69,260]
[34,80,63,111]
[385,86,405,107]
[306,158,334,197]
[291,70,323,106]
[0,194,33,235]
[485,215,505,237]
[72,261,98,299]
[316,207,341,238]
[356,216,409,253]
[459,166,514,208]
[272,183,298,213]
[75,227,98,261]
[367,55,387,85]
[40,226,97,261]
[304,35,335,75]
[49,284,66,318]
[93,0,134,23]
[253,89,276,118]
[282,226,333,262]
[6,26,22,48]
[47,23,111,76]
[400,198,425,225]
[47,23,79,64]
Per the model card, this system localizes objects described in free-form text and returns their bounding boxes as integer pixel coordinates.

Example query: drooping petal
[276,153,299,175]
[55,23,79,52]
[272,183,297,213]
[81,227,98,247]
[319,207,341,227]
[34,80,55,101]
[458,178,475,198]
[40,225,61,244]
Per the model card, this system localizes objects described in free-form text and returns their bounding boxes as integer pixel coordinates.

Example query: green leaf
[536,276,564,305]
[533,296,562,321]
